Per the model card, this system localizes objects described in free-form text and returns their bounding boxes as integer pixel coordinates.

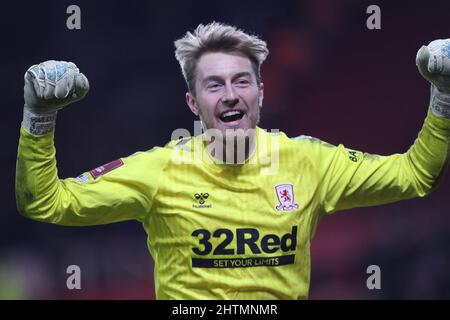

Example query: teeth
[221,110,242,117]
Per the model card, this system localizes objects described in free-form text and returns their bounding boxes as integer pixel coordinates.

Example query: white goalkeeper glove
[416,39,450,118]
[22,60,89,134]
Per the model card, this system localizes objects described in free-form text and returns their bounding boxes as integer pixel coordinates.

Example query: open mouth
[219,110,245,123]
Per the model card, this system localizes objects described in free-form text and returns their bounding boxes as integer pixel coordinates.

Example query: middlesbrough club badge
[275,184,299,211]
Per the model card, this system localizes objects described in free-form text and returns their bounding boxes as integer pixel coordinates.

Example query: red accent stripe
[90,159,124,179]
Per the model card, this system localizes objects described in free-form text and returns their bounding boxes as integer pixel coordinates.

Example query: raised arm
[318,40,450,214]
[15,60,162,226]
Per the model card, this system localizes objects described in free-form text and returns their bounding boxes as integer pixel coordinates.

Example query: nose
[221,83,239,107]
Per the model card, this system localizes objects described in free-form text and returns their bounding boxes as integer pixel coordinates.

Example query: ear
[258,82,264,108]
[186,92,199,116]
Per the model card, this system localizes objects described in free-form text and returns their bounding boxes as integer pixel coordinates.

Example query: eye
[207,83,222,91]
[235,79,250,86]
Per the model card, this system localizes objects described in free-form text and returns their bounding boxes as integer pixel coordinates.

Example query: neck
[203,128,257,164]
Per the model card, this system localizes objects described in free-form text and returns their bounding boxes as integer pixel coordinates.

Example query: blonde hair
[174,22,269,94]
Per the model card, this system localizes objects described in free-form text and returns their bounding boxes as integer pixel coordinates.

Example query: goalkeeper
[15,23,450,299]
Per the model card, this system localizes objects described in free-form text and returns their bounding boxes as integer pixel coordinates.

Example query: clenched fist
[24,60,89,114]
[416,39,450,118]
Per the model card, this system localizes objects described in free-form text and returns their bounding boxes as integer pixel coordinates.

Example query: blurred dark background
[1,0,450,299]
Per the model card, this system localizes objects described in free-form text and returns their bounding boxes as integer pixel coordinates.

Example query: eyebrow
[202,72,253,85]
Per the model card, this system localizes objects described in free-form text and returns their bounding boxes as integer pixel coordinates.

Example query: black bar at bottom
[192,254,295,268]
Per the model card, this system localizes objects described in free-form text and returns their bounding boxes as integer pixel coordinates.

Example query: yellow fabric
[15,108,450,299]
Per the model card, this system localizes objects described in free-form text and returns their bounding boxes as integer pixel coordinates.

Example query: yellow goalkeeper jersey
[16,109,450,299]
